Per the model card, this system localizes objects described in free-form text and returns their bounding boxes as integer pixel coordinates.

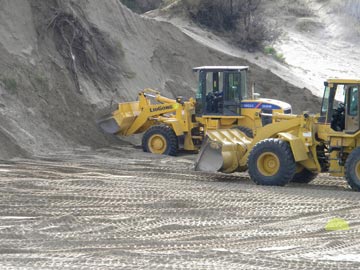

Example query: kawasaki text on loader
[98,66,291,156]
[195,79,360,191]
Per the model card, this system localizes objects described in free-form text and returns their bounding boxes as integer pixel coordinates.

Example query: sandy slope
[276,0,360,96]
[151,1,360,97]
[0,0,320,159]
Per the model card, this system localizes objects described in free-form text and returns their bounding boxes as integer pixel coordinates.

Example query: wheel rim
[148,134,167,154]
[355,160,360,180]
[257,152,280,176]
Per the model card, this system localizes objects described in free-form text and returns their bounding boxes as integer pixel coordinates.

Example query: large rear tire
[142,125,178,156]
[345,147,360,191]
[291,166,318,183]
[248,139,296,186]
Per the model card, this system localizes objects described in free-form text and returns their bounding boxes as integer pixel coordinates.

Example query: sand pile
[0,0,319,159]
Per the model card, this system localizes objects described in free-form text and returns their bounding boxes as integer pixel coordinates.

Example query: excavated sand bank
[0,0,320,159]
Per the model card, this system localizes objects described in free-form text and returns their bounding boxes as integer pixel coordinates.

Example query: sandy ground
[0,146,360,269]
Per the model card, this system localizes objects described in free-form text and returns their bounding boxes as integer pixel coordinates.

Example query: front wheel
[345,147,360,191]
[142,125,178,156]
[248,139,296,186]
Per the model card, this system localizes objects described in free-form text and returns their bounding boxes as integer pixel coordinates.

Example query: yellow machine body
[98,66,292,156]
[195,79,360,191]
[98,88,200,152]
[98,88,291,154]
[195,113,318,173]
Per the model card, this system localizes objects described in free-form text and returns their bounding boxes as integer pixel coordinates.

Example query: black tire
[248,139,296,186]
[345,147,360,191]
[291,166,318,183]
[142,125,178,156]
[234,126,254,138]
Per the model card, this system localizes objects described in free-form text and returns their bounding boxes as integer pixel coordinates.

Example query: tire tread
[345,147,360,191]
[248,138,296,186]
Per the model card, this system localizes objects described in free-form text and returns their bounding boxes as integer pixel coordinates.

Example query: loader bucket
[97,101,140,136]
[195,137,224,172]
[97,114,121,134]
[195,129,252,173]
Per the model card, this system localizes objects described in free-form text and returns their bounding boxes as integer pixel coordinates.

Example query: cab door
[223,72,242,116]
[345,86,359,132]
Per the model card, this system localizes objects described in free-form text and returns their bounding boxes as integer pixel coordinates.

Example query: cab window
[226,73,241,102]
[321,86,330,116]
[348,87,358,116]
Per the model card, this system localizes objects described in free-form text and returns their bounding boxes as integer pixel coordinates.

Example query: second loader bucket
[195,129,252,173]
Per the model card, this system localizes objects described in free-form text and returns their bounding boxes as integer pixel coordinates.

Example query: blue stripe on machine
[241,102,281,110]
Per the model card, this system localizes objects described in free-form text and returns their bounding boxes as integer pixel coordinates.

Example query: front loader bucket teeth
[194,129,252,173]
[97,114,121,134]
[195,138,224,172]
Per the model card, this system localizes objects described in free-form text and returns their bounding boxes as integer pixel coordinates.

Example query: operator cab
[320,79,360,133]
[193,66,248,116]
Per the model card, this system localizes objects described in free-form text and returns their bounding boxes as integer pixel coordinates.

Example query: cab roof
[326,79,360,85]
[193,66,249,72]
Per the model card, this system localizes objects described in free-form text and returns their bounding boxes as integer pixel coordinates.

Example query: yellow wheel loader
[195,79,360,191]
[98,66,291,156]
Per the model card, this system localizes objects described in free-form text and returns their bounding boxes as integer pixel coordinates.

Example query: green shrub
[264,46,276,55]
[264,46,285,63]
[275,52,285,63]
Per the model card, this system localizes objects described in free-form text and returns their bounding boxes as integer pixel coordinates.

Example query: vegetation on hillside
[183,0,279,51]
[120,0,281,51]
[119,0,330,51]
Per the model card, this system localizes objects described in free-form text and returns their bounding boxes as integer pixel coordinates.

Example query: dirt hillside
[152,0,360,97]
[0,0,320,159]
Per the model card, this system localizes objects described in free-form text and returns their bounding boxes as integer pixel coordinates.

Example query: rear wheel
[345,147,360,191]
[291,165,318,183]
[142,125,178,156]
[248,139,296,186]
[235,126,254,138]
